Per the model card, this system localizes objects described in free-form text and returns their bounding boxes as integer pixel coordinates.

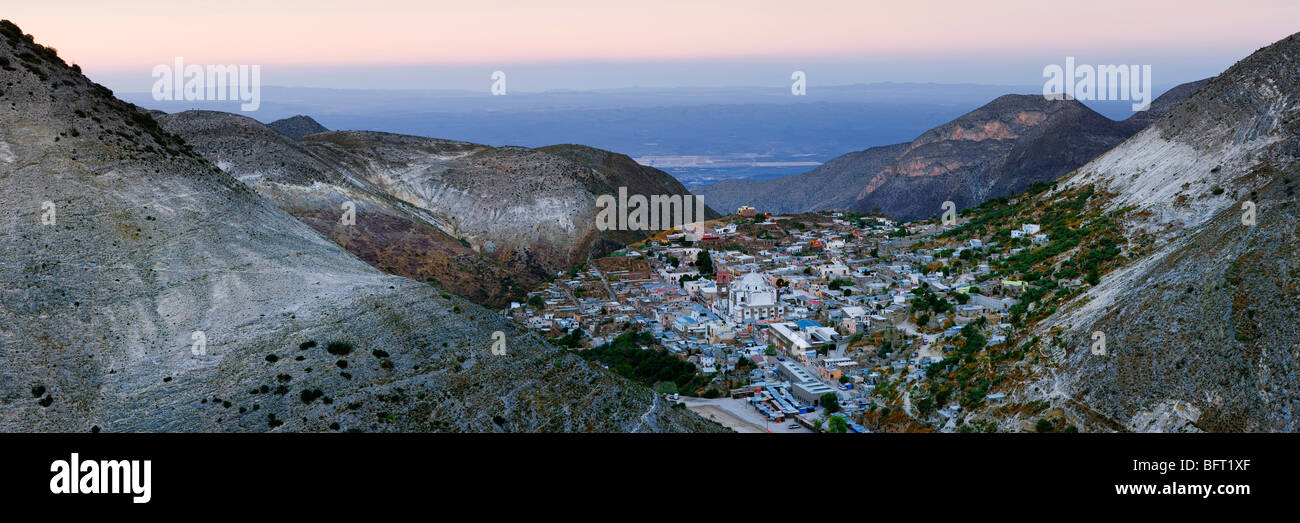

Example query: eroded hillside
[0,20,724,433]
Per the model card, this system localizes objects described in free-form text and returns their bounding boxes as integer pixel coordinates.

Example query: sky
[7,0,1299,92]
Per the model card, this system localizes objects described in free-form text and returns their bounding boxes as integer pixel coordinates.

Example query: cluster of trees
[566,262,587,278]
[678,273,704,286]
[550,328,586,348]
[823,415,849,433]
[696,250,714,277]
[580,331,710,395]
[819,392,841,413]
[910,285,952,316]
[827,278,855,290]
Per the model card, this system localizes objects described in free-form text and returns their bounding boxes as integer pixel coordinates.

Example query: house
[682,279,716,296]
[839,306,869,334]
[972,294,1018,312]
[818,263,850,279]
[955,304,986,320]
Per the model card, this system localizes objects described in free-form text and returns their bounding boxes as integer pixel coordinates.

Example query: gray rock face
[267,115,328,140]
[159,113,715,307]
[296,134,717,270]
[0,20,724,433]
[1022,32,1300,432]
[157,110,524,307]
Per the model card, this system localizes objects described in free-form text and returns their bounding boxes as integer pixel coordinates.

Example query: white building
[768,320,838,358]
[818,264,850,279]
[727,272,785,321]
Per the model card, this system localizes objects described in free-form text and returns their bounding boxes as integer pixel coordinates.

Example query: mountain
[1023,33,1300,432]
[1120,78,1210,127]
[850,95,1141,220]
[696,82,1208,220]
[117,83,1043,178]
[0,20,722,433]
[267,114,328,139]
[158,112,716,307]
[157,110,526,306]
[939,33,1299,432]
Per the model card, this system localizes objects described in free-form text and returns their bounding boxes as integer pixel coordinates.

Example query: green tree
[827,415,849,434]
[696,250,714,276]
[819,392,841,414]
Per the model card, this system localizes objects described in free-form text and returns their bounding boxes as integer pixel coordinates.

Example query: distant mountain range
[696,81,1208,220]
[119,83,1067,188]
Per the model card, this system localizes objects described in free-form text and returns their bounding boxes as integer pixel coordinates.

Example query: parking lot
[679,397,813,433]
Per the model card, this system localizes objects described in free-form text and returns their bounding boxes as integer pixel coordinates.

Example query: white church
[726,272,785,322]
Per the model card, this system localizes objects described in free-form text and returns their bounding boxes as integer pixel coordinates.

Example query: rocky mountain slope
[698,82,1206,220]
[159,113,715,307]
[157,110,525,306]
[268,114,328,139]
[990,33,1300,432]
[848,94,1141,220]
[0,20,723,433]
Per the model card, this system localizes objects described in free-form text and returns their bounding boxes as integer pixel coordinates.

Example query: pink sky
[8,0,1299,71]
